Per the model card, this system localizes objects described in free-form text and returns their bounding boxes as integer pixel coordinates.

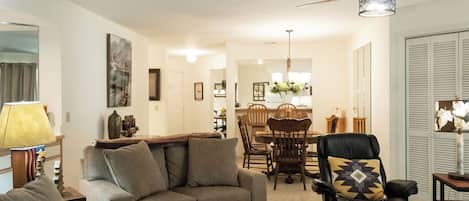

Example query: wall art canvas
[194,82,204,101]
[107,33,132,107]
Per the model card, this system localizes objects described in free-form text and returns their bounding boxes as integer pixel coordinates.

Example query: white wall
[0,3,62,193]
[348,18,391,177]
[0,0,157,190]
[237,59,312,108]
[226,40,351,152]
[148,45,168,135]
[389,0,469,179]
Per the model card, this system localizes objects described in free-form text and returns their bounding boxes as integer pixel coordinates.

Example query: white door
[353,43,372,133]
[166,71,184,134]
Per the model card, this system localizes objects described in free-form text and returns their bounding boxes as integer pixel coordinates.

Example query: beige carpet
[265,174,322,201]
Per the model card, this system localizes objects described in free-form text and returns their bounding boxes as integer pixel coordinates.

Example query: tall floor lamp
[435,100,469,180]
[0,102,55,188]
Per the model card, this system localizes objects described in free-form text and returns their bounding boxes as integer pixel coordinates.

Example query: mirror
[353,43,372,133]
[0,23,39,109]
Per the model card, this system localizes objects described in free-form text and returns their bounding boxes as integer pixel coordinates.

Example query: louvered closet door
[431,33,460,200]
[460,31,469,199]
[406,37,431,201]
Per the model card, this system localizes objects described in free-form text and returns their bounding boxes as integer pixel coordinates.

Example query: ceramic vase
[108,110,122,139]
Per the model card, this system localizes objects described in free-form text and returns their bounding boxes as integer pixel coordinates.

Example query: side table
[433,173,469,201]
[62,186,86,201]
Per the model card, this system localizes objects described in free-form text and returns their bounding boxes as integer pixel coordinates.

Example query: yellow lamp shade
[0,102,55,148]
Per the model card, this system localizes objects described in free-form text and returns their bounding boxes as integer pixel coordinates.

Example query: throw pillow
[166,144,189,188]
[187,138,239,187]
[328,156,385,201]
[103,141,167,199]
[0,176,64,201]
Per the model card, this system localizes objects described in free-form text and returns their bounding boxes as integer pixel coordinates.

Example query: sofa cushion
[150,146,169,188]
[166,144,188,188]
[187,138,239,187]
[103,141,167,199]
[0,176,64,201]
[83,146,114,182]
[140,191,196,201]
[173,186,251,201]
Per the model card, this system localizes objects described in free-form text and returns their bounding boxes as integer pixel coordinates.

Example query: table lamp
[0,102,55,188]
[435,99,469,180]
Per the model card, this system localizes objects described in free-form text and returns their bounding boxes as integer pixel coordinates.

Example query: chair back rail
[267,118,312,162]
[238,115,253,153]
[247,104,269,127]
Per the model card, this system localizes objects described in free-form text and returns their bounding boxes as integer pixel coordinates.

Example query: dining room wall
[225,38,352,153]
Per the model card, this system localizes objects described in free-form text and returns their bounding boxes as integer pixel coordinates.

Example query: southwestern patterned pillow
[328,156,385,201]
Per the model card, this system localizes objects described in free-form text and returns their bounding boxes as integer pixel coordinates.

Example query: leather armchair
[311,134,418,201]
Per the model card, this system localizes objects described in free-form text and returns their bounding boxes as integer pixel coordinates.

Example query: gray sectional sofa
[80,136,267,201]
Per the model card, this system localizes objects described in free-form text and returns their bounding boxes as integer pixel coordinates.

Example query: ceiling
[69,0,433,51]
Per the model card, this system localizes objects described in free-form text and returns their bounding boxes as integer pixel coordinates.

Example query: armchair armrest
[385,179,418,199]
[312,179,336,196]
[238,168,267,201]
[82,180,136,201]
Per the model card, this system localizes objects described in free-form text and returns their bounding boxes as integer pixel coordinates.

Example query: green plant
[270,82,303,96]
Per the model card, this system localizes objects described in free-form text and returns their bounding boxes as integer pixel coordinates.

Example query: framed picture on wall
[214,83,226,97]
[253,82,268,101]
[149,68,160,101]
[194,82,204,101]
[107,33,132,107]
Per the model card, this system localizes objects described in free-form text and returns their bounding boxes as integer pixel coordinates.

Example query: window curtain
[0,63,38,108]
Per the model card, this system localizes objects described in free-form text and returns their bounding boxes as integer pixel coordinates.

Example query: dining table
[255,130,323,183]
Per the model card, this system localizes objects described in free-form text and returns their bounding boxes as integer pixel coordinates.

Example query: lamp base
[11,149,36,188]
[448,172,469,181]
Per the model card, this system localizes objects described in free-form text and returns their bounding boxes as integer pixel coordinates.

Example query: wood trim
[95,132,222,149]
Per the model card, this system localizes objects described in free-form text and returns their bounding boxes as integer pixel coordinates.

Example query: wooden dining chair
[247,104,269,147]
[238,116,273,175]
[267,118,312,190]
[275,103,296,118]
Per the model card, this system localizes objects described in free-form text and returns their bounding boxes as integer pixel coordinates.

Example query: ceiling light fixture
[257,59,264,65]
[359,0,396,17]
[186,53,197,63]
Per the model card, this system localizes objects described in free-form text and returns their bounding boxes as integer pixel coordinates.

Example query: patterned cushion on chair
[328,156,385,201]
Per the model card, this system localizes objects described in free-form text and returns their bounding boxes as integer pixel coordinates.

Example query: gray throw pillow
[0,176,64,201]
[103,141,167,199]
[166,145,188,188]
[187,138,239,187]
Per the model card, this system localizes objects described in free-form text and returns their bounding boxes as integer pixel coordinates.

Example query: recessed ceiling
[69,0,433,49]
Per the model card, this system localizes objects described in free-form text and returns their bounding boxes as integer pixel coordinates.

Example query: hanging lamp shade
[359,0,396,17]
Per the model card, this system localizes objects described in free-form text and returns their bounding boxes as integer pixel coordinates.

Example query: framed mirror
[0,22,39,109]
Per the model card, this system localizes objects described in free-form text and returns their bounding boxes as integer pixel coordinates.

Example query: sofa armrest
[385,179,418,199]
[81,179,136,201]
[238,168,267,201]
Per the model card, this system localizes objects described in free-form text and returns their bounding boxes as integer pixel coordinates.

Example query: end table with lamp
[0,102,56,188]
[435,99,469,180]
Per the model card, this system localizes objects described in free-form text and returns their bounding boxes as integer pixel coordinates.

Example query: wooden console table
[433,173,469,201]
[63,186,86,201]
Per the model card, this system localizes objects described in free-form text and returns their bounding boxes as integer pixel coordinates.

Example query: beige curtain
[0,63,38,107]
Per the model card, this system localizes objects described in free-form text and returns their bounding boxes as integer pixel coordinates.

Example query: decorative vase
[108,110,122,139]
